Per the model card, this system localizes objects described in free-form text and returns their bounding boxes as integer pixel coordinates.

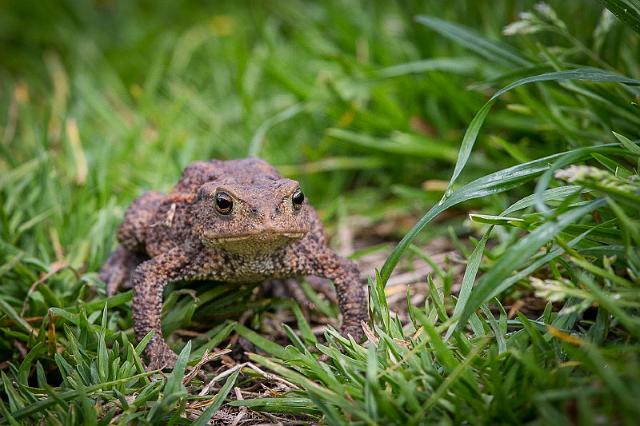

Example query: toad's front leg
[132,249,204,370]
[306,249,368,342]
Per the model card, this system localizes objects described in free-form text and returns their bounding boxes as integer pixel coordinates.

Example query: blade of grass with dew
[602,0,640,34]
[448,68,640,192]
[380,144,625,284]
[457,198,606,328]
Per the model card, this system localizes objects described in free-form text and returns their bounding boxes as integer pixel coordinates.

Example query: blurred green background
[3,0,636,270]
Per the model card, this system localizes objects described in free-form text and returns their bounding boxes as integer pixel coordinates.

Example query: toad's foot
[147,340,178,371]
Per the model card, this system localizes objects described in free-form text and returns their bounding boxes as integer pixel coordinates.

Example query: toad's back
[171,158,282,194]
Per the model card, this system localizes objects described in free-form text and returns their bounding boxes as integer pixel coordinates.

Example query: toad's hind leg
[100,191,164,295]
[117,191,165,253]
[278,277,337,312]
[99,246,148,296]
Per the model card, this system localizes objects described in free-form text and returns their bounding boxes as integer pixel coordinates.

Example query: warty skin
[100,158,368,369]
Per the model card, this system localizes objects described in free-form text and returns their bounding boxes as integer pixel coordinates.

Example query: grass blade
[249,104,304,157]
[448,68,640,191]
[193,369,240,426]
[165,341,191,397]
[445,229,491,339]
[415,15,531,67]
[375,57,478,78]
[601,0,640,34]
[457,199,606,328]
[380,144,623,283]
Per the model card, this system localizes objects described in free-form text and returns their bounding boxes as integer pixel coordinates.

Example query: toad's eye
[292,188,304,210]
[215,192,233,215]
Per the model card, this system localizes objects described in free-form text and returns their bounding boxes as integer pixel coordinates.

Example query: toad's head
[193,176,311,255]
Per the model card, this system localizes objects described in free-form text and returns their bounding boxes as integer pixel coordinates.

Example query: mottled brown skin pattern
[100,158,368,369]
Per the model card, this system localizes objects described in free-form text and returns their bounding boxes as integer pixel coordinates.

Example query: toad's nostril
[250,207,259,215]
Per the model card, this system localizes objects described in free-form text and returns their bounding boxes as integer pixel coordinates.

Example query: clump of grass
[1,0,639,424]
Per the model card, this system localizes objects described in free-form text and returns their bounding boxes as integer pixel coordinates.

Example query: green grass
[1,0,639,424]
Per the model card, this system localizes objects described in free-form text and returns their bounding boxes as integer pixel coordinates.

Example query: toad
[100,158,368,369]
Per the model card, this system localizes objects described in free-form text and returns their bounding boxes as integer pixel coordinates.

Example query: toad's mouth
[200,229,308,254]
[208,232,306,243]
[201,230,307,245]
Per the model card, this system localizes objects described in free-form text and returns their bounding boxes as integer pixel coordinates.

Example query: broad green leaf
[292,304,317,344]
[18,342,47,386]
[190,321,235,361]
[1,372,24,412]
[447,101,493,191]
[0,398,19,426]
[364,344,378,420]
[502,186,582,215]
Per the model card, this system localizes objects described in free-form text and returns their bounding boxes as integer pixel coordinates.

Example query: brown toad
[100,158,368,369]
